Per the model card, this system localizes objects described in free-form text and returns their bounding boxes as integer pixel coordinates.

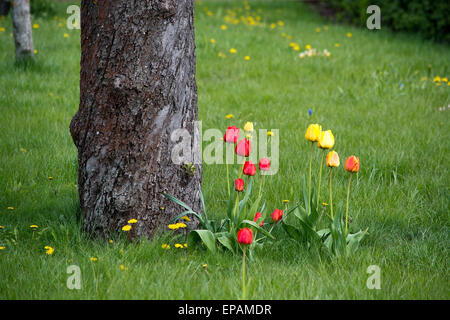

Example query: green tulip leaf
[188,230,216,253]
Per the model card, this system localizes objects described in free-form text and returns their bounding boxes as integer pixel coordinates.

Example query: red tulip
[235,139,251,157]
[224,126,240,144]
[259,158,270,171]
[237,228,253,245]
[235,178,244,192]
[345,156,360,173]
[271,209,283,222]
[253,212,264,226]
[243,161,256,176]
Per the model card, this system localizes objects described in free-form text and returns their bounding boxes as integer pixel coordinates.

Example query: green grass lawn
[0,0,449,299]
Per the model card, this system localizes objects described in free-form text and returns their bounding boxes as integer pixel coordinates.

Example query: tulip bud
[243,161,256,176]
[235,178,244,192]
[305,124,322,142]
[258,158,270,171]
[224,126,240,144]
[235,139,251,157]
[326,150,340,167]
[318,130,335,149]
[253,212,264,226]
[237,228,253,245]
[271,209,283,222]
[345,156,360,173]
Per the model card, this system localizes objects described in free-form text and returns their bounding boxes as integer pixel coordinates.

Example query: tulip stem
[345,174,353,234]
[226,162,230,197]
[242,246,247,300]
[234,192,240,222]
[308,142,313,216]
[329,168,334,220]
[238,162,245,179]
[317,150,324,210]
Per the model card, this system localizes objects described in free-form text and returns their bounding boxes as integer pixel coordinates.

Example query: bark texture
[11,0,34,61]
[70,0,202,238]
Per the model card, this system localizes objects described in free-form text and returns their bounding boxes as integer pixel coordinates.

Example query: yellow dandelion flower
[334,43,340,47]
[289,42,297,47]
[278,21,284,26]
[64,33,69,38]
[229,48,237,54]
[181,216,191,222]
[90,257,98,262]
[293,45,300,51]
[221,24,227,30]
[270,23,276,29]
[441,77,448,82]
[218,51,226,58]
[7,207,14,210]
[30,225,39,229]
[322,202,328,206]
[128,219,138,224]
[346,32,352,38]
[267,131,274,137]
[281,32,287,37]
[0,225,4,229]
[316,27,321,32]
[0,27,5,32]
[184,243,188,248]
[168,224,179,230]
[210,38,216,44]
[0,246,5,250]
[225,113,234,119]
[433,76,441,82]
[161,243,170,250]
[305,44,311,50]
[282,200,290,203]
[244,55,250,61]
[109,239,113,244]
[176,223,187,228]
[44,246,54,255]
[34,49,38,54]
[122,225,132,231]
[287,35,292,40]
[20,148,27,153]
[202,264,207,268]
[120,265,125,270]
[324,25,329,30]
[33,24,39,29]
[174,243,184,248]
[58,23,63,28]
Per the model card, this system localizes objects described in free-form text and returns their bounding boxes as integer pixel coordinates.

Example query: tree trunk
[70,0,202,238]
[11,0,34,61]
[0,0,11,16]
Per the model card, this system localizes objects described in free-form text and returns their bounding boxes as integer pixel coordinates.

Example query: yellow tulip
[305,124,321,142]
[326,150,340,167]
[318,130,335,149]
[244,121,254,132]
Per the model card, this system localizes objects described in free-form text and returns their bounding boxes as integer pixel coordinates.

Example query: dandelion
[281,32,286,37]
[324,25,329,30]
[244,55,250,61]
[181,216,191,222]
[168,224,179,230]
[267,131,274,137]
[177,223,187,228]
[218,51,226,58]
[202,264,208,268]
[90,257,98,262]
[316,27,321,32]
[161,243,170,250]
[433,76,441,82]
[109,239,113,244]
[243,121,254,132]
[442,77,448,82]
[210,38,216,44]
[0,225,4,229]
[229,48,237,54]
[128,219,138,224]
[221,24,227,30]
[122,225,132,231]
[0,27,5,32]
[120,265,125,270]
[270,23,276,29]
[64,33,69,38]
[174,243,184,248]
[44,246,54,255]
[20,148,27,153]
[305,44,311,50]
[293,45,300,51]
[322,202,328,206]
[183,243,188,248]
[33,24,39,29]
[225,113,234,119]
[7,207,14,210]
[346,32,352,38]
[334,43,340,47]
[34,49,38,54]
[0,246,5,250]
[30,225,39,229]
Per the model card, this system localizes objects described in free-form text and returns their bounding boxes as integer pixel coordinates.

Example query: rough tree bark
[11,0,34,61]
[70,0,202,238]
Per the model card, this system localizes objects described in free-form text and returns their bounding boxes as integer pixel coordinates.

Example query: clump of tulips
[164,122,291,259]
[280,124,367,257]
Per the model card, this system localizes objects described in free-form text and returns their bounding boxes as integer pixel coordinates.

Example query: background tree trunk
[70,0,202,238]
[11,0,34,61]
[0,0,11,16]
